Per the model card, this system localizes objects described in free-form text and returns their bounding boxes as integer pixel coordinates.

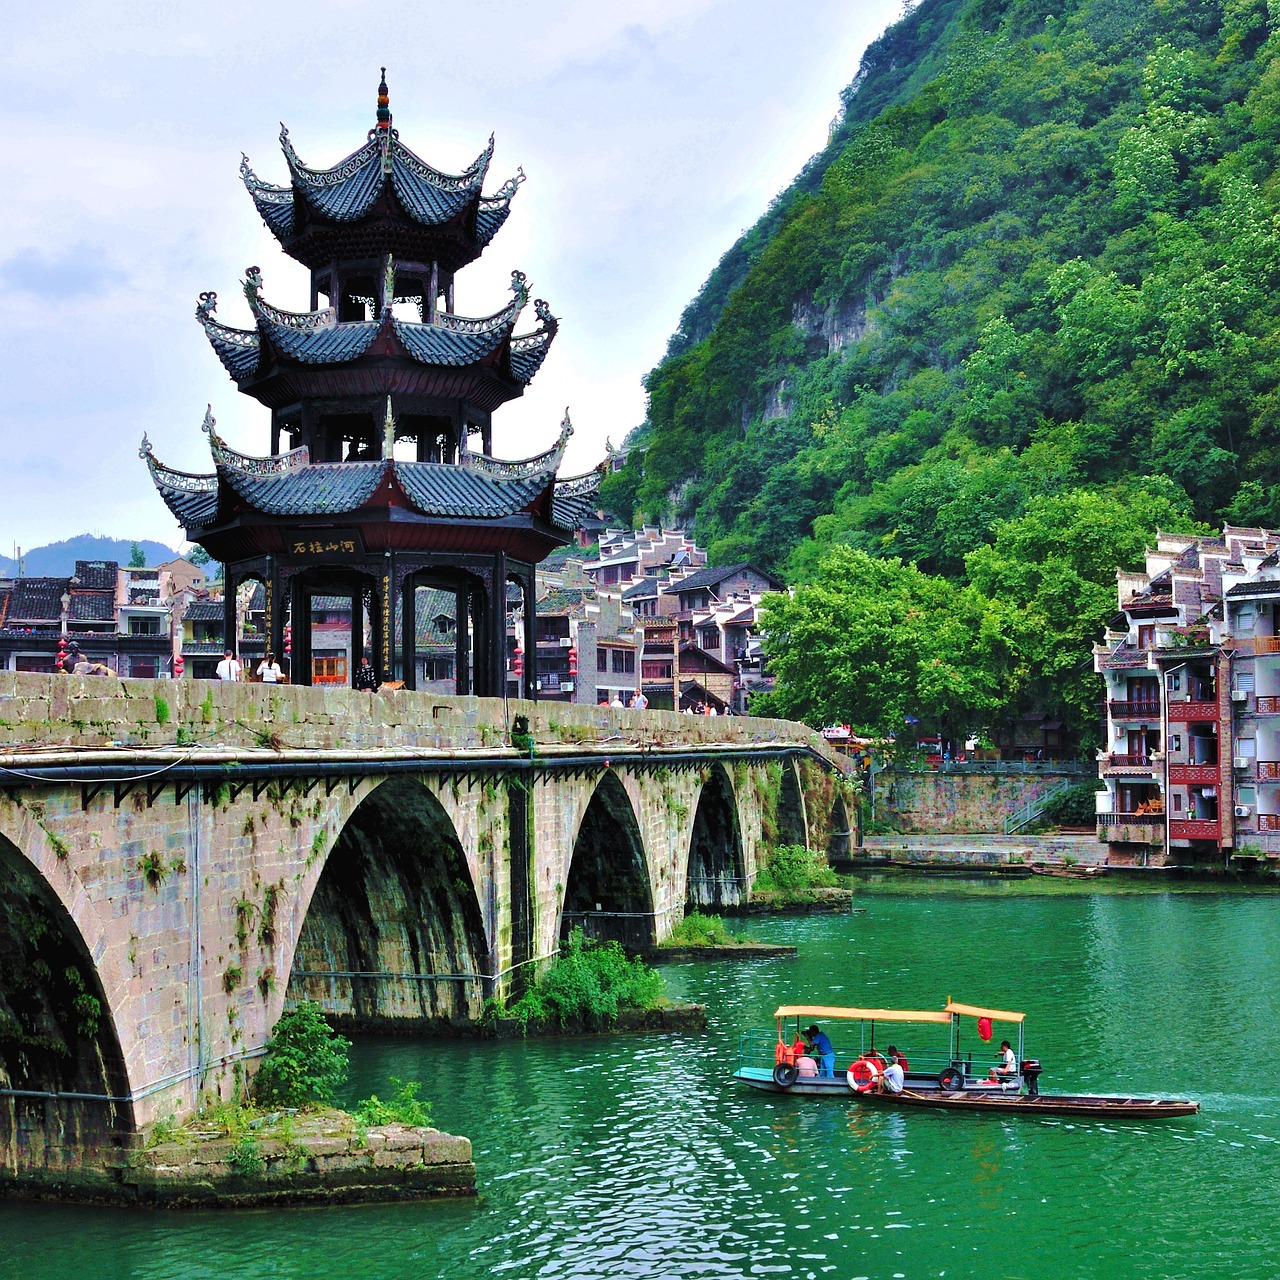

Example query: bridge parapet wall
[0,672,840,762]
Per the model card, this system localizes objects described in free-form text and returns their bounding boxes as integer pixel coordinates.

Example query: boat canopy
[773,1005,953,1024]
[945,1000,1025,1024]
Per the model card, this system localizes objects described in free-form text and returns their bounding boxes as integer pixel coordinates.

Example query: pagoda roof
[239,76,524,271]
[196,267,556,401]
[140,408,602,540]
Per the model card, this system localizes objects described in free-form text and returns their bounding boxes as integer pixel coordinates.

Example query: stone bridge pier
[0,673,853,1188]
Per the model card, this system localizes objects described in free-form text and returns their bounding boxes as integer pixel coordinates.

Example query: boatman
[995,1039,1017,1076]
[806,1024,835,1078]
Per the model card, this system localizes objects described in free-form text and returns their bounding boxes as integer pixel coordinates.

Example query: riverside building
[1094,525,1280,864]
[143,73,599,692]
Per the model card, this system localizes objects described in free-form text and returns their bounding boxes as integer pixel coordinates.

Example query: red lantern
[174,654,185,678]
[978,1017,993,1042]
[513,647,523,677]
[284,623,292,656]
[568,646,578,678]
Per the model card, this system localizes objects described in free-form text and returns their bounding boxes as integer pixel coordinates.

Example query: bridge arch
[686,764,746,910]
[286,776,491,1030]
[0,831,134,1174]
[828,793,852,859]
[777,760,808,848]
[560,771,655,951]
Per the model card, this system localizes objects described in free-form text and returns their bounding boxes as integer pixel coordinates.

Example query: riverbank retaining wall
[879,769,1084,833]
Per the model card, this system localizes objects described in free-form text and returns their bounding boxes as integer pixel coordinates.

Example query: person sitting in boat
[885,1044,909,1073]
[995,1040,1018,1076]
[880,1052,906,1094]
[796,1052,819,1078]
[806,1024,836,1078]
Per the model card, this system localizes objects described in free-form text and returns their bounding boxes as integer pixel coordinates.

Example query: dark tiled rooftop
[663,562,783,595]
[74,560,119,590]
[8,578,68,623]
[69,593,115,622]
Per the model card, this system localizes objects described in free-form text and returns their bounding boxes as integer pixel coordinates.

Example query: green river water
[3,884,1280,1280]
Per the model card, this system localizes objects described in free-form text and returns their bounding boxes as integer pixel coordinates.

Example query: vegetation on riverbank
[482,928,668,1034]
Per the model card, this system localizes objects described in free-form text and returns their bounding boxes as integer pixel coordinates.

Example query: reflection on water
[3,891,1280,1279]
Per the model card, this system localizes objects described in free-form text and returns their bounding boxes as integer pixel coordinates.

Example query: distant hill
[3,535,182,578]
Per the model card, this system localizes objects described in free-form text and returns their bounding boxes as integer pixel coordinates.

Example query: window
[1170,735,1182,753]
[624,651,635,673]
[130,656,158,678]
[129,617,160,636]
[597,649,609,673]
[312,655,347,684]
[1172,794,1183,811]
[1138,625,1155,648]
[612,650,627,673]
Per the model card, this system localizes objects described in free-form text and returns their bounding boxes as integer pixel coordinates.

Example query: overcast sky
[0,0,901,555]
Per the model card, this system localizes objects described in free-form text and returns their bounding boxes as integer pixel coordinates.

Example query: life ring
[773,1062,799,1089]
[939,1067,964,1092]
[847,1058,882,1093]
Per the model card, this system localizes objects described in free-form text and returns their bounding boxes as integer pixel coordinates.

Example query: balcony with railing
[1260,814,1280,832]
[1254,636,1280,656]
[1257,761,1280,782]
[1108,700,1162,720]
[1168,762,1219,784]
[1166,699,1220,721]
[1097,813,1163,840]
[1258,696,1280,714]
[1169,817,1222,841]
[1101,753,1159,773]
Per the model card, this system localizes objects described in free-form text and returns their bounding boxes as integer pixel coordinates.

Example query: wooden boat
[731,1000,1199,1118]
[858,1086,1199,1118]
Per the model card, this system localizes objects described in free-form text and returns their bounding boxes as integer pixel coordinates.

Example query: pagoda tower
[143,73,601,693]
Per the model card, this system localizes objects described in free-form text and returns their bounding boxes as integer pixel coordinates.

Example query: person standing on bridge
[256,652,282,684]
[629,689,648,710]
[216,650,241,681]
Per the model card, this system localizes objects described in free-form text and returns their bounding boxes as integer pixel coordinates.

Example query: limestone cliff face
[289,779,489,1029]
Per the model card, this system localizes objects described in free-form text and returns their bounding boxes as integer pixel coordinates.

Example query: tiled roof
[183,601,225,621]
[663,562,783,595]
[622,578,659,601]
[1226,580,1280,597]
[252,129,508,229]
[69,593,115,622]
[261,317,381,365]
[8,578,67,623]
[394,462,546,518]
[221,462,390,517]
[74,561,119,590]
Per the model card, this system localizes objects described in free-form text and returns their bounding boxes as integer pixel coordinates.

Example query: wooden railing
[1169,818,1221,840]
[1108,701,1162,719]
[1257,761,1280,781]
[1096,813,1162,828]
[1104,754,1156,769]
[1166,700,1219,721]
[1260,814,1280,832]
[1254,636,1280,655]
[1258,696,1280,714]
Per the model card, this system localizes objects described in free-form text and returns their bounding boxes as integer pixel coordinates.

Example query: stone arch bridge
[0,673,853,1184]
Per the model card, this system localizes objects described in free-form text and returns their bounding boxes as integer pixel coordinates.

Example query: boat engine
[1020,1059,1042,1096]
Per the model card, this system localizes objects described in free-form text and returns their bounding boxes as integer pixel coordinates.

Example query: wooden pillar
[523,571,537,702]
[222,577,237,660]
[375,555,394,682]
[292,578,312,687]
[401,572,417,691]
[350,582,364,675]
[454,586,471,696]
[428,259,439,321]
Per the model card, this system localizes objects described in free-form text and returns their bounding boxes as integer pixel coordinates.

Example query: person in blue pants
[806,1024,835,1077]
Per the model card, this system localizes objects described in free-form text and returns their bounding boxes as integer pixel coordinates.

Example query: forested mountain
[603,0,1280,744]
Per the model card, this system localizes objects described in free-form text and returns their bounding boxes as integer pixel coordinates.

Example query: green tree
[128,542,146,569]
[756,545,1010,736]
[964,481,1207,745]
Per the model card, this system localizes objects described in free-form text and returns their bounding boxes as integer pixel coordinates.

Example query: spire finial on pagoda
[376,68,391,131]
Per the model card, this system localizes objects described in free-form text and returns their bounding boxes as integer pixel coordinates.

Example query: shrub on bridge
[505,928,664,1032]
[755,844,838,901]
[254,1000,351,1107]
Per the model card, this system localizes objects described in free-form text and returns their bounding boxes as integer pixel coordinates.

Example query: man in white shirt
[881,1052,905,1094]
[256,653,282,683]
[629,690,648,710]
[996,1039,1018,1076]
[610,693,624,709]
[215,650,241,681]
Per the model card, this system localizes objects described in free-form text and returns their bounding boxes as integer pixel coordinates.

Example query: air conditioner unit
[1234,805,1252,817]
[1231,689,1248,703]
[1234,757,1250,770]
